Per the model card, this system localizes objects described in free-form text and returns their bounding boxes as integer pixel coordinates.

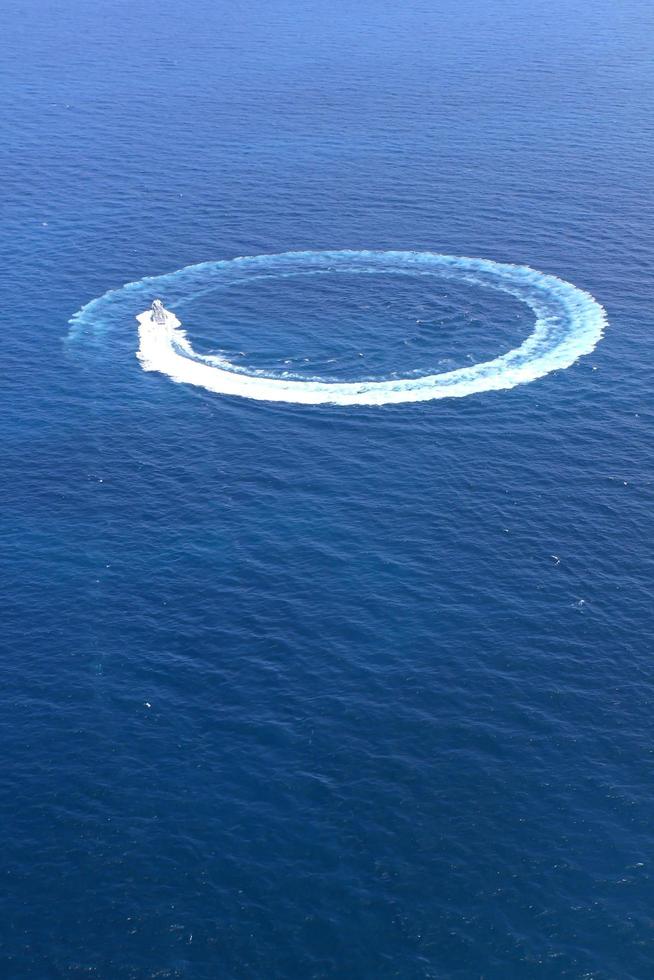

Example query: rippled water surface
[2,0,654,976]
[179,271,532,379]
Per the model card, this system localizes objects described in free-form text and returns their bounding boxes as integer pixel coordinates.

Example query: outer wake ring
[70,250,606,406]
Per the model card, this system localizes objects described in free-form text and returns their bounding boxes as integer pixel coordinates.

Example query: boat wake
[70,250,606,406]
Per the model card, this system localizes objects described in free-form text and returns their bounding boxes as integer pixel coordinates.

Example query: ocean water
[2,0,654,976]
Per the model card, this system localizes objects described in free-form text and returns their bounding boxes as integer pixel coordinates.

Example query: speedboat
[150,299,169,324]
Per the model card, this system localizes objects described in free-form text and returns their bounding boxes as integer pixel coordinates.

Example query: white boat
[150,299,170,325]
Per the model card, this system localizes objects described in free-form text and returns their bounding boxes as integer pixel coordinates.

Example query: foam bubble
[70,250,606,406]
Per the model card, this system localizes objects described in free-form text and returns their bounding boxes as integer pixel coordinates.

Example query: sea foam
[72,250,607,406]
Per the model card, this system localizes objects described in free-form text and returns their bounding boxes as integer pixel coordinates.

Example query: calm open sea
[2,0,654,976]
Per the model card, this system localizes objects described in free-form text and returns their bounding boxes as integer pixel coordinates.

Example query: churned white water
[74,250,607,406]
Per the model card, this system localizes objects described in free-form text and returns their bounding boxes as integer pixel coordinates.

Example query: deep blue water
[2,0,654,976]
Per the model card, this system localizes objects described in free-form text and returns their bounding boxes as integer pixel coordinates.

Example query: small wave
[70,250,606,406]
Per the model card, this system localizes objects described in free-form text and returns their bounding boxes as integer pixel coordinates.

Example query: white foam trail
[73,250,607,406]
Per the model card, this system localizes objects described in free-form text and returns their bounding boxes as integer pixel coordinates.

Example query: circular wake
[70,250,606,406]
